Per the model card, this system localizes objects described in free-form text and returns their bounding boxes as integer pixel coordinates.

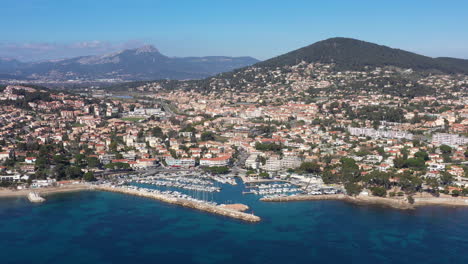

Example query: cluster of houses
[0,73,467,190]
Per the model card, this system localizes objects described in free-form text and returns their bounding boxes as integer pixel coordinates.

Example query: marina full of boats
[302,184,343,196]
[131,177,221,193]
[91,170,344,220]
[110,171,239,204]
[109,184,218,206]
[114,171,343,202]
[244,182,343,199]
[246,183,301,196]
[15,167,346,223]
[137,171,237,185]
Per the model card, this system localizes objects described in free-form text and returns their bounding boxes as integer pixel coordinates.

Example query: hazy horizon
[2,0,468,61]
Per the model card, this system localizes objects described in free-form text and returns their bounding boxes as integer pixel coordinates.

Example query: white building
[126,108,164,118]
[432,133,468,147]
[280,156,302,169]
[0,175,21,181]
[31,179,56,188]
[165,157,195,167]
[348,127,413,140]
[263,157,282,172]
[0,151,11,161]
[245,154,259,169]
[427,163,445,171]
[200,156,230,167]
[25,157,37,164]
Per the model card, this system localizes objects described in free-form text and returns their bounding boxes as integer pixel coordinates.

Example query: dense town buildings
[0,61,467,197]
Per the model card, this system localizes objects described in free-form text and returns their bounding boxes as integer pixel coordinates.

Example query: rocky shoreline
[96,185,261,223]
[260,194,468,210]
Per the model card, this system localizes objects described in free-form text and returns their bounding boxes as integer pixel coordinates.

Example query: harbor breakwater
[95,185,261,222]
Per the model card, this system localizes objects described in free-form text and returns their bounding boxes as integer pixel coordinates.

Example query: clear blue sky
[1,0,468,61]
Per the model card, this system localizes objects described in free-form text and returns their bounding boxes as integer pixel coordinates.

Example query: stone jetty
[96,185,261,222]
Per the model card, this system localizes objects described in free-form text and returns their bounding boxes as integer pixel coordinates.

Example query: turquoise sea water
[1,180,468,264]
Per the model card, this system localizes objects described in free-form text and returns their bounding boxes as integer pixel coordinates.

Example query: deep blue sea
[1,180,468,264]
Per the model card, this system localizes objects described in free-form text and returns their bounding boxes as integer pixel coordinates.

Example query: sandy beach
[0,184,92,198]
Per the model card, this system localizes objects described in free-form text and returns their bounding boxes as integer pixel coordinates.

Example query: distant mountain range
[3,38,468,84]
[256,37,468,73]
[0,45,259,81]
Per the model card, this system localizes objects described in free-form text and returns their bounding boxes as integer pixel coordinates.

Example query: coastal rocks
[27,192,46,203]
[261,194,415,210]
[344,195,413,210]
[261,194,345,202]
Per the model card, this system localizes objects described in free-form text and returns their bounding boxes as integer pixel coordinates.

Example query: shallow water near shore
[1,180,468,264]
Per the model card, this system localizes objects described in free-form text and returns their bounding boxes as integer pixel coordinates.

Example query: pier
[96,185,261,222]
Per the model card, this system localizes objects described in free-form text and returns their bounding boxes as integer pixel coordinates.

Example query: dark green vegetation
[298,162,321,174]
[321,157,362,195]
[369,186,387,197]
[344,76,436,98]
[0,85,69,110]
[8,91,51,108]
[347,105,406,123]
[393,150,430,170]
[254,142,283,153]
[318,155,459,197]
[202,166,230,174]
[257,37,468,73]
[104,162,130,170]
[200,131,216,141]
[0,139,103,182]
[31,144,84,180]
